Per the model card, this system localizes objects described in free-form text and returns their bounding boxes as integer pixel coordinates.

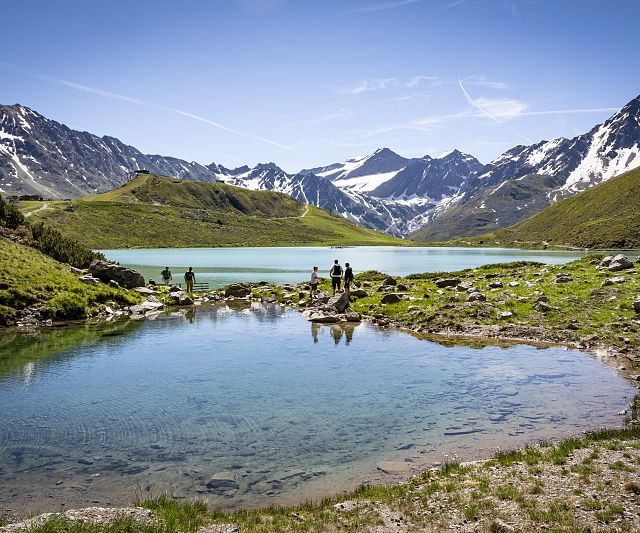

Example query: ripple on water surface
[0,304,635,511]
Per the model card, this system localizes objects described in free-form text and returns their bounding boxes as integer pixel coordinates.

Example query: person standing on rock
[344,262,354,295]
[161,266,172,286]
[310,266,320,299]
[330,259,343,295]
[184,267,195,293]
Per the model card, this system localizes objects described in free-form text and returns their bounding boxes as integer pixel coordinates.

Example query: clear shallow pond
[0,304,635,512]
[100,246,590,288]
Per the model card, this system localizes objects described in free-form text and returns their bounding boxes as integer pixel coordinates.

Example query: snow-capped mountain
[0,104,218,198]
[302,147,410,192]
[2,94,639,240]
[414,95,640,241]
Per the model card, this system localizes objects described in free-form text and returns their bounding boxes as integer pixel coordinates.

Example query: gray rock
[435,278,460,288]
[168,291,194,306]
[555,273,572,283]
[536,295,549,302]
[599,256,613,268]
[488,280,503,288]
[383,276,397,286]
[109,280,120,288]
[79,275,100,285]
[344,310,361,322]
[133,287,156,295]
[380,293,402,304]
[169,285,182,293]
[396,283,409,291]
[350,288,368,298]
[456,281,474,292]
[497,311,513,320]
[224,283,252,298]
[536,301,559,312]
[89,260,145,289]
[130,297,164,315]
[608,254,634,271]
[508,281,520,287]
[468,292,486,302]
[603,276,626,286]
[309,312,341,323]
[634,296,640,313]
[327,292,350,313]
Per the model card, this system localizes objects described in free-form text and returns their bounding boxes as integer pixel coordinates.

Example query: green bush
[0,196,25,229]
[30,222,105,269]
[42,293,88,320]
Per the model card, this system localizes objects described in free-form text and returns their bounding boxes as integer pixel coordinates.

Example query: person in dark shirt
[344,262,354,294]
[184,266,195,293]
[329,260,343,295]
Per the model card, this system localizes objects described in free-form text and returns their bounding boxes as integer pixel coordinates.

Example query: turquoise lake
[100,246,591,287]
[0,303,635,512]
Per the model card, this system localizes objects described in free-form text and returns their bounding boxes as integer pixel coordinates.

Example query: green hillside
[22,173,409,248]
[454,166,640,249]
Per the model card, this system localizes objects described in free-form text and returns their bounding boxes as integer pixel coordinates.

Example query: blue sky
[1,0,638,172]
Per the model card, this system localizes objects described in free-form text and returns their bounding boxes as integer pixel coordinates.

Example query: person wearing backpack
[184,266,196,293]
[329,259,343,295]
[344,262,354,295]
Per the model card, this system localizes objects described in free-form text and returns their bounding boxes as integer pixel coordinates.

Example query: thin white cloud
[462,75,511,90]
[0,61,292,151]
[341,78,398,95]
[347,0,421,13]
[295,109,354,125]
[458,79,533,142]
[405,75,439,88]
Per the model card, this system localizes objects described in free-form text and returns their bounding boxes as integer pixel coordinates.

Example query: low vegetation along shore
[2,253,640,531]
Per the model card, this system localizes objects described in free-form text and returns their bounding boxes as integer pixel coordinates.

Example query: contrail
[0,61,292,151]
[458,78,533,143]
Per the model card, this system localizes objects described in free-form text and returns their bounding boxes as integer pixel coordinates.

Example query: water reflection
[0,305,635,514]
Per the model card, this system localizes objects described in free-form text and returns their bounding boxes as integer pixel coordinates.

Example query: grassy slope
[454,166,640,249]
[0,236,140,325]
[23,173,408,248]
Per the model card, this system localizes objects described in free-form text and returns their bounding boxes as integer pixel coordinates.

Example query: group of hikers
[160,266,195,292]
[159,259,354,297]
[310,259,354,298]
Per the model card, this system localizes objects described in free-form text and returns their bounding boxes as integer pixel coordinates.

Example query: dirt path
[23,201,49,218]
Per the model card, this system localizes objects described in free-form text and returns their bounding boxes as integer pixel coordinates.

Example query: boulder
[488,280,503,288]
[456,281,474,292]
[79,275,100,285]
[468,292,486,302]
[497,311,513,320]
[350,288,368,298]
[555,273,572,283]
[599,256,613,268]
[224,283,252,298]
[344,310,362,322]
[383,276,397,286]
[380,293,402,305]
[435,278,461,288]
[109,280,120,288]
[634,296,640,313]
[603,276,626,286]
[130,296,164,315]
[134,287,157,295]
[89,260,145,289]
[608,254,634,272]
[508,281,520,287]
[396,283,409,291]
[327,292,350,313]
[168,291,194,306]
[169,285,182,293]
[535,301,559,312]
